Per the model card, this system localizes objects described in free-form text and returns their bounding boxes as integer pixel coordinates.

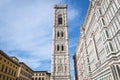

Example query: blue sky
[0,0,89,79]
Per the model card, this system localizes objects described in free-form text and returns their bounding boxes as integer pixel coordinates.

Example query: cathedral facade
[74,0,120,80]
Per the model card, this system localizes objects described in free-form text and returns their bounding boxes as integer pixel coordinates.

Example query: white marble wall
[51,5,70,80]
[74,0,120,80]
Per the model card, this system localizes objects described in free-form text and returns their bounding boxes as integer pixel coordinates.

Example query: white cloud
[0,0,79,72]
[68,9,79,21]
[19,57,41,69]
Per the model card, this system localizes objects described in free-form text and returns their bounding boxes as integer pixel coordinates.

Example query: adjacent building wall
[17,62,33,80]
[0,50,19,80]
[74,0,120,80]
[32,71,51,80]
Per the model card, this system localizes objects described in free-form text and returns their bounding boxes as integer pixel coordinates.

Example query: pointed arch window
[102,18,106,26]
[57,31,60,37]
[58,66,60,71]
[105,30,109,38]
[57,45,60,51]
[109,42,114,51]
[98,9,102,15]
[58,15,62,24]
[54,66,56,72]
[61,31,64,37]
[58,66,62,72]
[65,66,67,72]
[61,45,64,51]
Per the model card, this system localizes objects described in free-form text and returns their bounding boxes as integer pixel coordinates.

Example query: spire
[59,0,62,4]
[60,0,62,4]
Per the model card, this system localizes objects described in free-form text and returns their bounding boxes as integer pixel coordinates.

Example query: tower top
[54,4,67,9]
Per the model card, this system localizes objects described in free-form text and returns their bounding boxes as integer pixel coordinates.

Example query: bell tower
[51,4,71,80]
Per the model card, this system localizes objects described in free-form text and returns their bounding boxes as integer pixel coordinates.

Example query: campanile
[51,4,71,80]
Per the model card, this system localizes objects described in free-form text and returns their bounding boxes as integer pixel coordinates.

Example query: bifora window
[57,31,60,37]
[65,66,67,72]
[58,15,62,24]
[57,45,60,51]
[61,45,64,51]
[61,31,64,37]
[54,66,56,72]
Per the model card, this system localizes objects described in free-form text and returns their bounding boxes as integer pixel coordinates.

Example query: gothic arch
[58,14,62,24]
[57,31,60,37]
[61,31,64,37]
[61,45,64,51]
[65,66,67,72]
[57,45,60,51]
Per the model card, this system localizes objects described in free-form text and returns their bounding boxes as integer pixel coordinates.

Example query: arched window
[35,78,37,80]
[102,18,105,25]
[61,45,64,51]
[58,66,61,71]
[105,30,109,38]
[116,65,120,77]
[54,66,56,72]
[58,15,62,24]
[39,78,41,80]
[109,42,114,51]
[65,66,67,72]
[42,77,44,80]
[57,45,59,51]
[57,31,60,37]
[61,31,64,37]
